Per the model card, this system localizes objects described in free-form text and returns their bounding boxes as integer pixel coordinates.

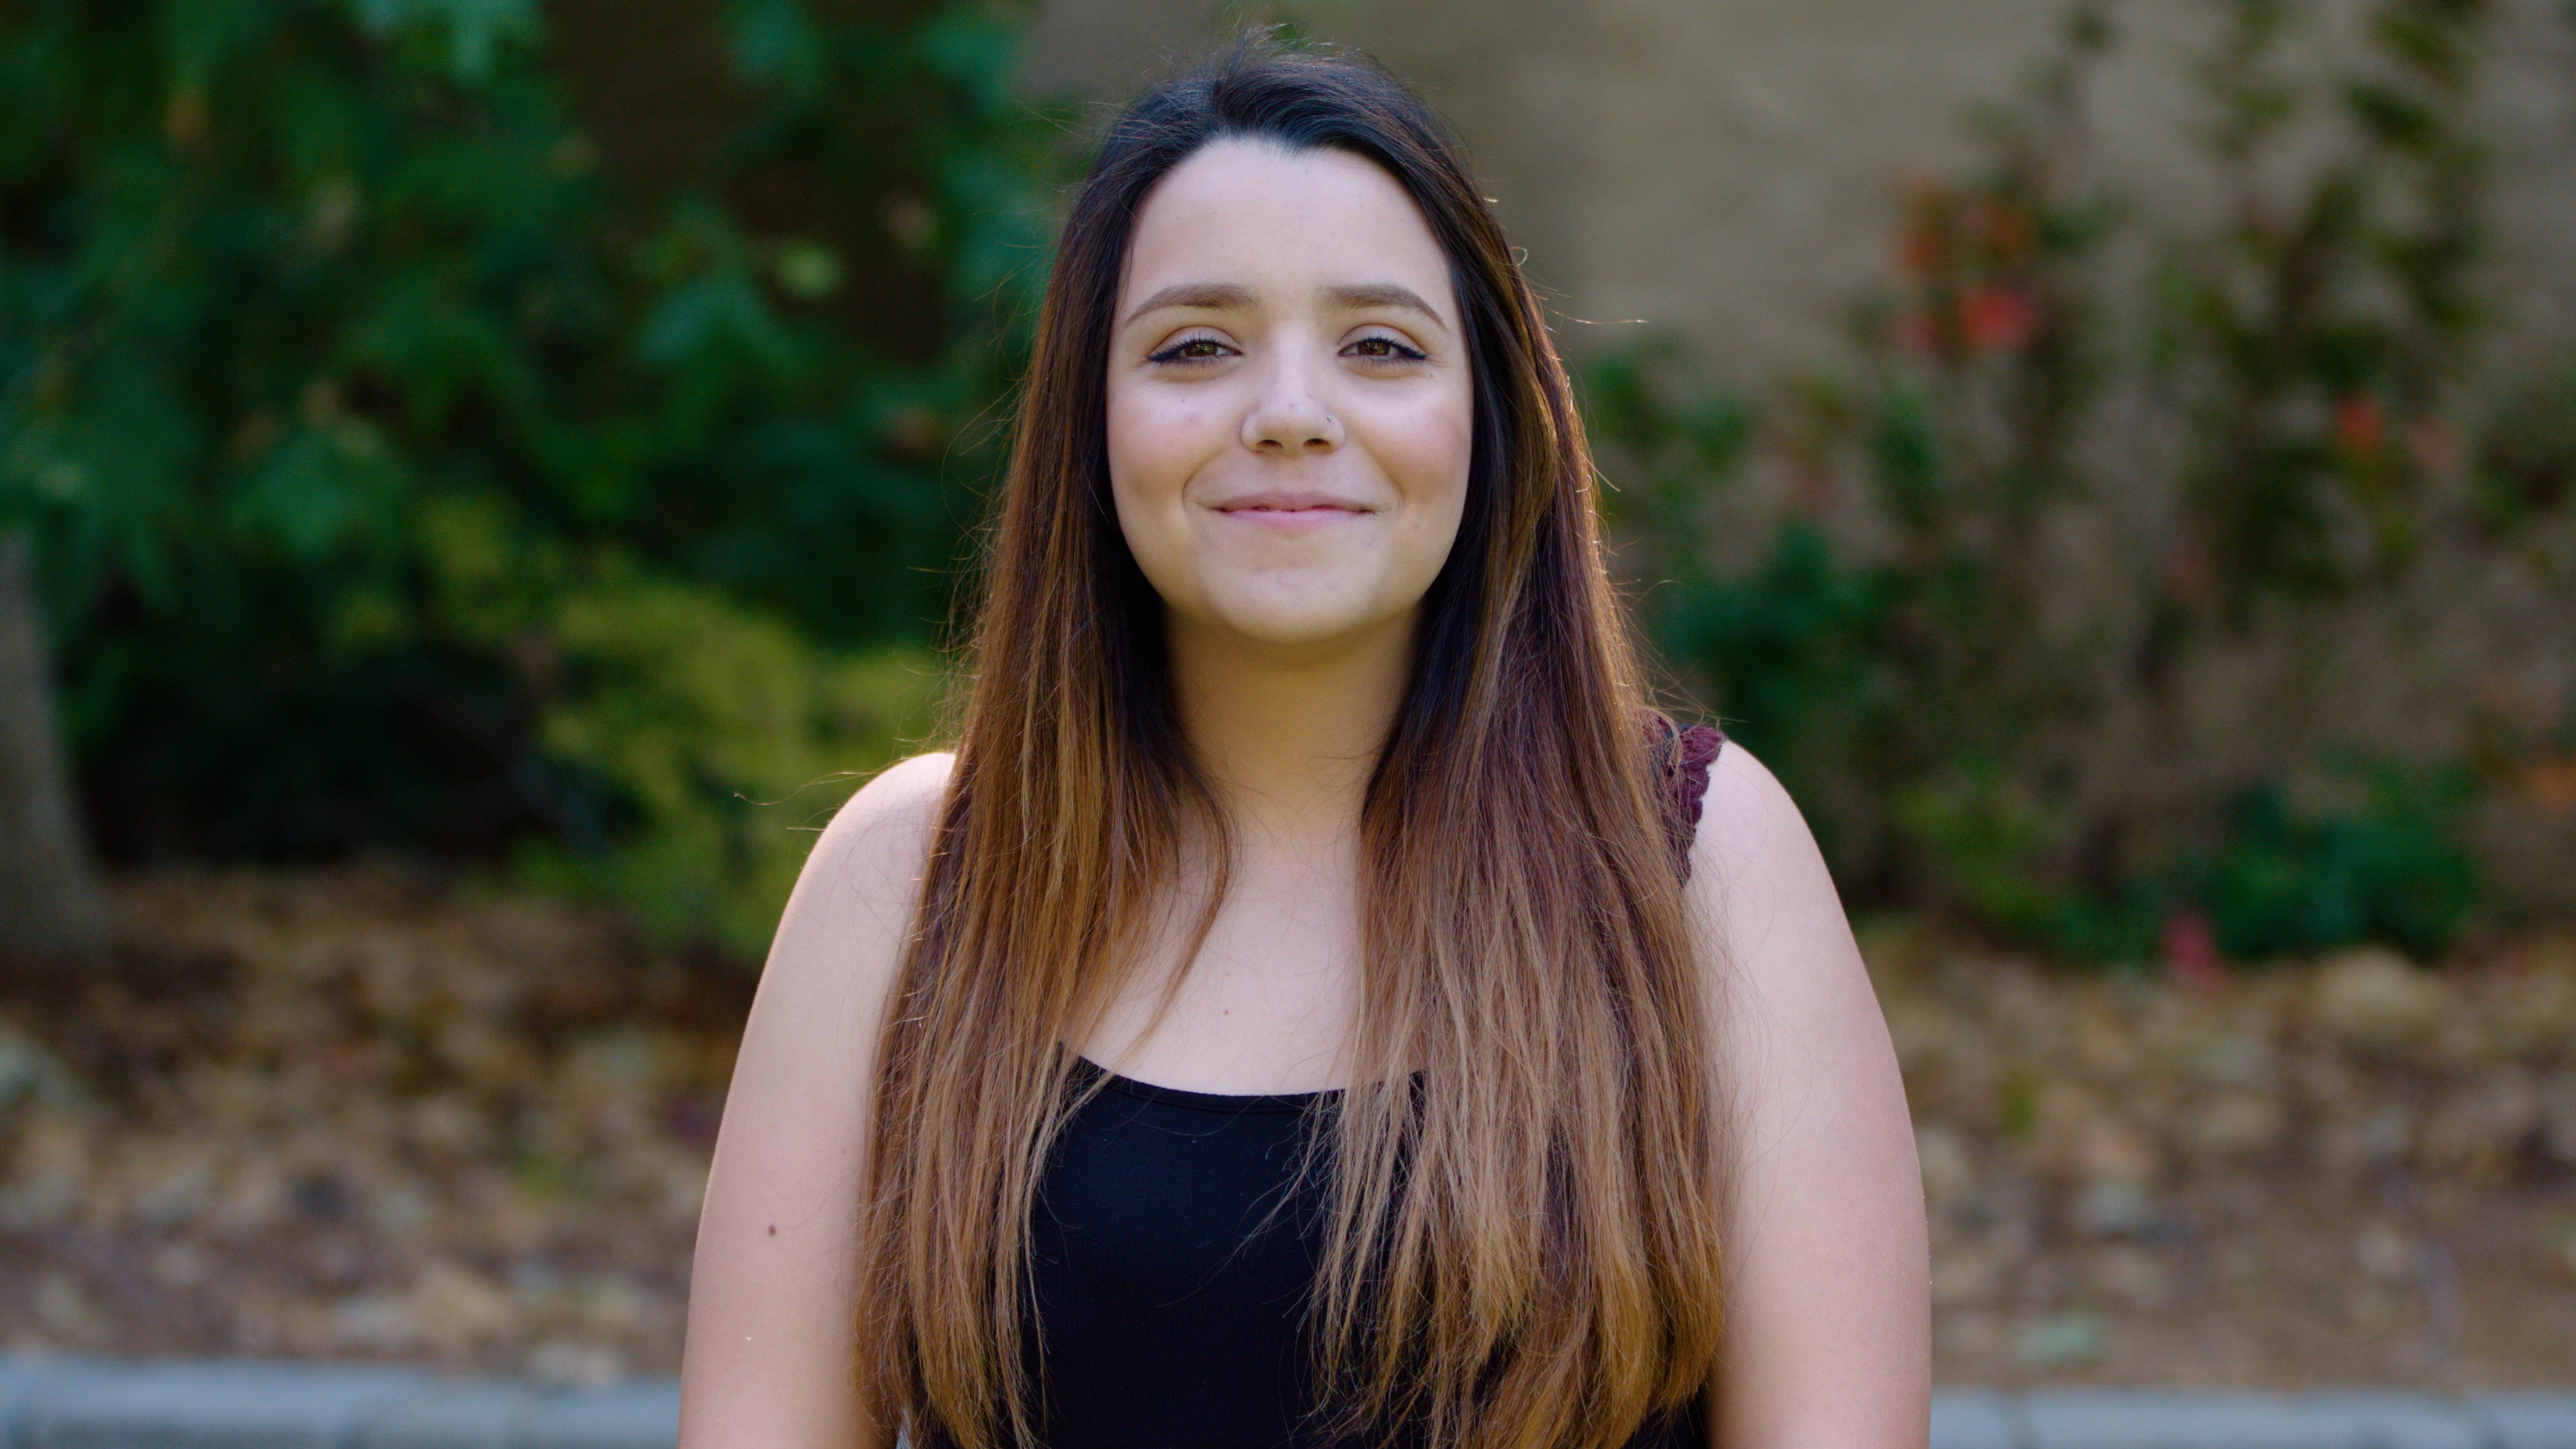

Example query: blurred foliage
[4,0,2564,968]
[2158,0,2492,611]
[1599,0,2565,965]
[1,0,1058,955]
[1884,752,2483,965]
[417,492,945,953]
[2178,756,2483,963]
[2475,359,2576,539]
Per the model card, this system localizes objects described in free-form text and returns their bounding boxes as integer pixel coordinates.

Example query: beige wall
[1024,0,2576,380]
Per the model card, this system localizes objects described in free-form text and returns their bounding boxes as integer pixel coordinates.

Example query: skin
[1085,140,1474,1093]
[678,138,1929,1449]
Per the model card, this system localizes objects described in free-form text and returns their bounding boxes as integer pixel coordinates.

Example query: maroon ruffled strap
[1644,710,1729,882]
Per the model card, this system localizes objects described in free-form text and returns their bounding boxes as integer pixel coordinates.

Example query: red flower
[2336,393,2385,461]
[2161,908,2224,994]
[1958,285,2040,355]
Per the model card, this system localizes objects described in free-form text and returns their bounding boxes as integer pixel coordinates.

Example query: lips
[1210,490,1373,515]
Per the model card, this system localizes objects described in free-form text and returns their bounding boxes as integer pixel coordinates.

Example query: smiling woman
[678,31,1927,1449]
[1109,142,1473,663]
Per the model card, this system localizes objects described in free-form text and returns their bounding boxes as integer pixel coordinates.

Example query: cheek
[1104,379,1251,620]
[1106,382,1227,509]
[1377,390,1476,548]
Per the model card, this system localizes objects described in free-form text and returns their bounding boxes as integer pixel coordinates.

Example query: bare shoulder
[725,749,955,1109]
[1678,737,1931,1447]
[1688,733,1809,880]
[802,750,956,902]
[1678,734,1903,1175]
[830,747,957,840]
[679,750,957,1449]
[765,751,957,973]
[734,746,956,1070]
[1681,736,1865,1002]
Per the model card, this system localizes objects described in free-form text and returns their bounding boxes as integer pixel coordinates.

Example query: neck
[1165,610,1416,847]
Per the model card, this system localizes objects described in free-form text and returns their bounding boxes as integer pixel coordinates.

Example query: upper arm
[1684,741,1929,1449]
[678,751,956,1449]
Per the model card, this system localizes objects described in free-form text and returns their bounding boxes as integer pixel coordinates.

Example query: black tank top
[1019,720,1727,1449]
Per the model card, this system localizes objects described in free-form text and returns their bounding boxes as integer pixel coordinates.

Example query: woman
[680,35,1927,1449]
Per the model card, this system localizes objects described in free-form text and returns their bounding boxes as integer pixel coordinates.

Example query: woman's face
[1106,138,1474,655]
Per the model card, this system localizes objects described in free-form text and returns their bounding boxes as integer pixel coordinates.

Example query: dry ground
[1,869,2572,1387]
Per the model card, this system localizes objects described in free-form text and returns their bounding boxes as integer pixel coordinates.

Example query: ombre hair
[855,34,1727,1449]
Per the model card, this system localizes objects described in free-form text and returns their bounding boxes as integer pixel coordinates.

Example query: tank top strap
[1642,708,1728,882]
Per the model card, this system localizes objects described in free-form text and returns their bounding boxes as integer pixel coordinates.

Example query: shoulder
[753,750,956,1015]
[1680,731,1806,900]
[711,749,955,1169]
[818,747,954,856]
[818,749,957,866]
[1678,735,1886,1044]
[680,752,954,1444]
[1674,737,1932,1444]
[788,751,957,926]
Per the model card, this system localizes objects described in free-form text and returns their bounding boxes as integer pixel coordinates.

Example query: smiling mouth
[1210,491,1374,524]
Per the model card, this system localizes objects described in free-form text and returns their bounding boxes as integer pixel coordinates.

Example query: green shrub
[2180,757,2483,963]
[1,0,1059,955]
[1595,0,2558,964]
[417,493,946,956]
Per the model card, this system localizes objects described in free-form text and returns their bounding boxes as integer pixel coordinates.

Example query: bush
[1596,0,2565,964]
[418,493,946,957]
[0,0,1061,955]
[2182,757,2483,964]
[9,0,2560,967]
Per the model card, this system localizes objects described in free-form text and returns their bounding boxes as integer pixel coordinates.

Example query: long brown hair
[856,34,1726,1449]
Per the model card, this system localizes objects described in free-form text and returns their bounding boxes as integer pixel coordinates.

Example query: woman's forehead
[1118,139,1456,323]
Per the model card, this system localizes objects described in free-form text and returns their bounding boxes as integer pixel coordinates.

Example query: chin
[1199,592,1399,651]
[1217,614,1380,651]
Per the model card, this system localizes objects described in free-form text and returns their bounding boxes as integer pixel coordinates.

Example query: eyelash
[1346,333,1430,362]
[1146,335,1232,364]
[1142,332,1430,365]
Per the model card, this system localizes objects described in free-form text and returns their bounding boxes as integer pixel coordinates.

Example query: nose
[1240,352,1344,455]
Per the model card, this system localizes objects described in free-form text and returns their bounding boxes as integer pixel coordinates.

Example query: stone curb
[0,1360,2568,1449]
[1933,1390,2576,1449]
[0,1358,678,1449]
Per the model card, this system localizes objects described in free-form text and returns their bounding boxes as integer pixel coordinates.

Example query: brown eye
[1148,335,1231,364]
[1347,334,1428,362]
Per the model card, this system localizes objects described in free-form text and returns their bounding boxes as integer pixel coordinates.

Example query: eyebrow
[1322,283,1448,329]
[1119,280,1450,331]
[1121,282,1255,329]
